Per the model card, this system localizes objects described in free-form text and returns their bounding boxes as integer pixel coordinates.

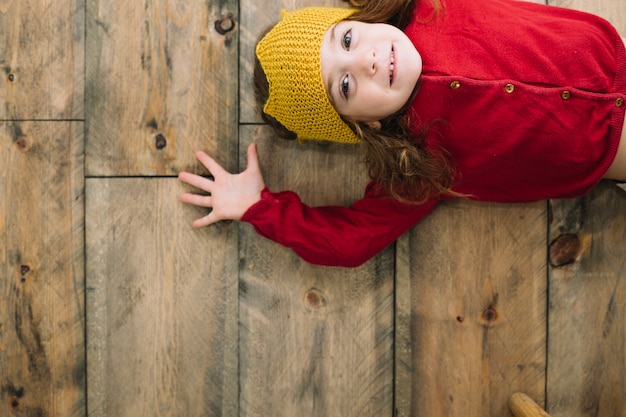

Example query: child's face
[321,20,422,124]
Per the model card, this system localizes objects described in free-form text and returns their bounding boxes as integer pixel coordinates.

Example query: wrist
[240,187,270,222]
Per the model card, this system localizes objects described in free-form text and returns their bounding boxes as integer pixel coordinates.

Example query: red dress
[242,0,626,267]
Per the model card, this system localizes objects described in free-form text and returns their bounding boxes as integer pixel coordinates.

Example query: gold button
[504,84,515,94]
[450,81,461,89]
[616,98,624,107]
[561,91,571,100]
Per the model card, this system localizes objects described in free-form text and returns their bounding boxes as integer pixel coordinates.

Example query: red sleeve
[240,182,439,267]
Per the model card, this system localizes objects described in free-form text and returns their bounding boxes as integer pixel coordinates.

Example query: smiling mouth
[390,46,395,86]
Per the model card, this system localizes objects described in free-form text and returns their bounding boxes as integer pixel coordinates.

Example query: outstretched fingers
[179,144,265,227]
[178,175,218,227]
[192,211,219,228]
[195,151,229,179]
[179,192,212,208]
[178,171,213,193]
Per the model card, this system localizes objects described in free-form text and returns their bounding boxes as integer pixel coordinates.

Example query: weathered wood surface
[84,0,242,415]
[546,1,626,416]
[86,178,238,417]
[2,0,626,416]
[85,0,238,176]
[0,0,84,120]
[238,126,393,417]
[0,121,85,417]
[547,183,626,417]
[396,201,548,417]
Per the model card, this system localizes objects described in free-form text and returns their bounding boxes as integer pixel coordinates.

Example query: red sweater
[242,0,626,267]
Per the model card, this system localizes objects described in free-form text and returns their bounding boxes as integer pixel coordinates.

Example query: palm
[178,143,265,227]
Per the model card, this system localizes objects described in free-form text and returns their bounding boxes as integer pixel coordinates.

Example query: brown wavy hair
[254,0,460,204]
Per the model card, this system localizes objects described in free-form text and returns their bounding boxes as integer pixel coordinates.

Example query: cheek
[361,83,388,103]
[367,89,399,110]
[353,98,395,121]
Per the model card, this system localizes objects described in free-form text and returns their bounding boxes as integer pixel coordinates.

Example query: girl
[178,0,626,267]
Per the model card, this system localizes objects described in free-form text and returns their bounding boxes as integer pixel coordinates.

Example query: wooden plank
[86,177,238,417]
[0,0,84,120]
[85,0,238,176]
[238,126,394,417]
[239,0,351,124]
[545,1,626,416]
[547,183,626,417]
[0,121,85,416]
[396,201,548,417]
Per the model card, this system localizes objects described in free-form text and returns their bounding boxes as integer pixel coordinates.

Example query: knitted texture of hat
[256,7,359,144]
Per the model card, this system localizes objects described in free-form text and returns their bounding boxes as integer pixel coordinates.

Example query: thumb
[245,142,260,173]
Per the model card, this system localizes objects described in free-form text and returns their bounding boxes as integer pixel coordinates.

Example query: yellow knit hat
[256,7,360,144]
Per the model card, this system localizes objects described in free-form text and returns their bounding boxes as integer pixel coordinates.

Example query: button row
[447,81,625,107]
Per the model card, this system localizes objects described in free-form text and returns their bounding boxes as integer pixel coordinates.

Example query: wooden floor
[1,0,625,416]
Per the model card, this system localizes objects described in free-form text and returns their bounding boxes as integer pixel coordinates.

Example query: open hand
[178,142,265,227]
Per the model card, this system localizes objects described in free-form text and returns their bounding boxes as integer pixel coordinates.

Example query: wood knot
[549,233,581,268]
[481,307,498,324]
[20,264,30,283]
[215,13,235,35]
[155,134,167,149]
[8,387,24,410]
[304,288,326,311]
[10,397,20,409]
[14,135,33,152]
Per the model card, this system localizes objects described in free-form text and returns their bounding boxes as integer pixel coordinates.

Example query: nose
[357,49,377,76]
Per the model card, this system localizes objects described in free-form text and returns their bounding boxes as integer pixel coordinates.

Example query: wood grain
[2,0,625,416]
[238,126,392,417]
[547,183,626,417]
[240,124,369,206]
[85,0,238,176]
[396,201,548,417]
[0,121,85,417]
[0,0,84,120]
[238,249,395,417]
[86,178,238,417]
